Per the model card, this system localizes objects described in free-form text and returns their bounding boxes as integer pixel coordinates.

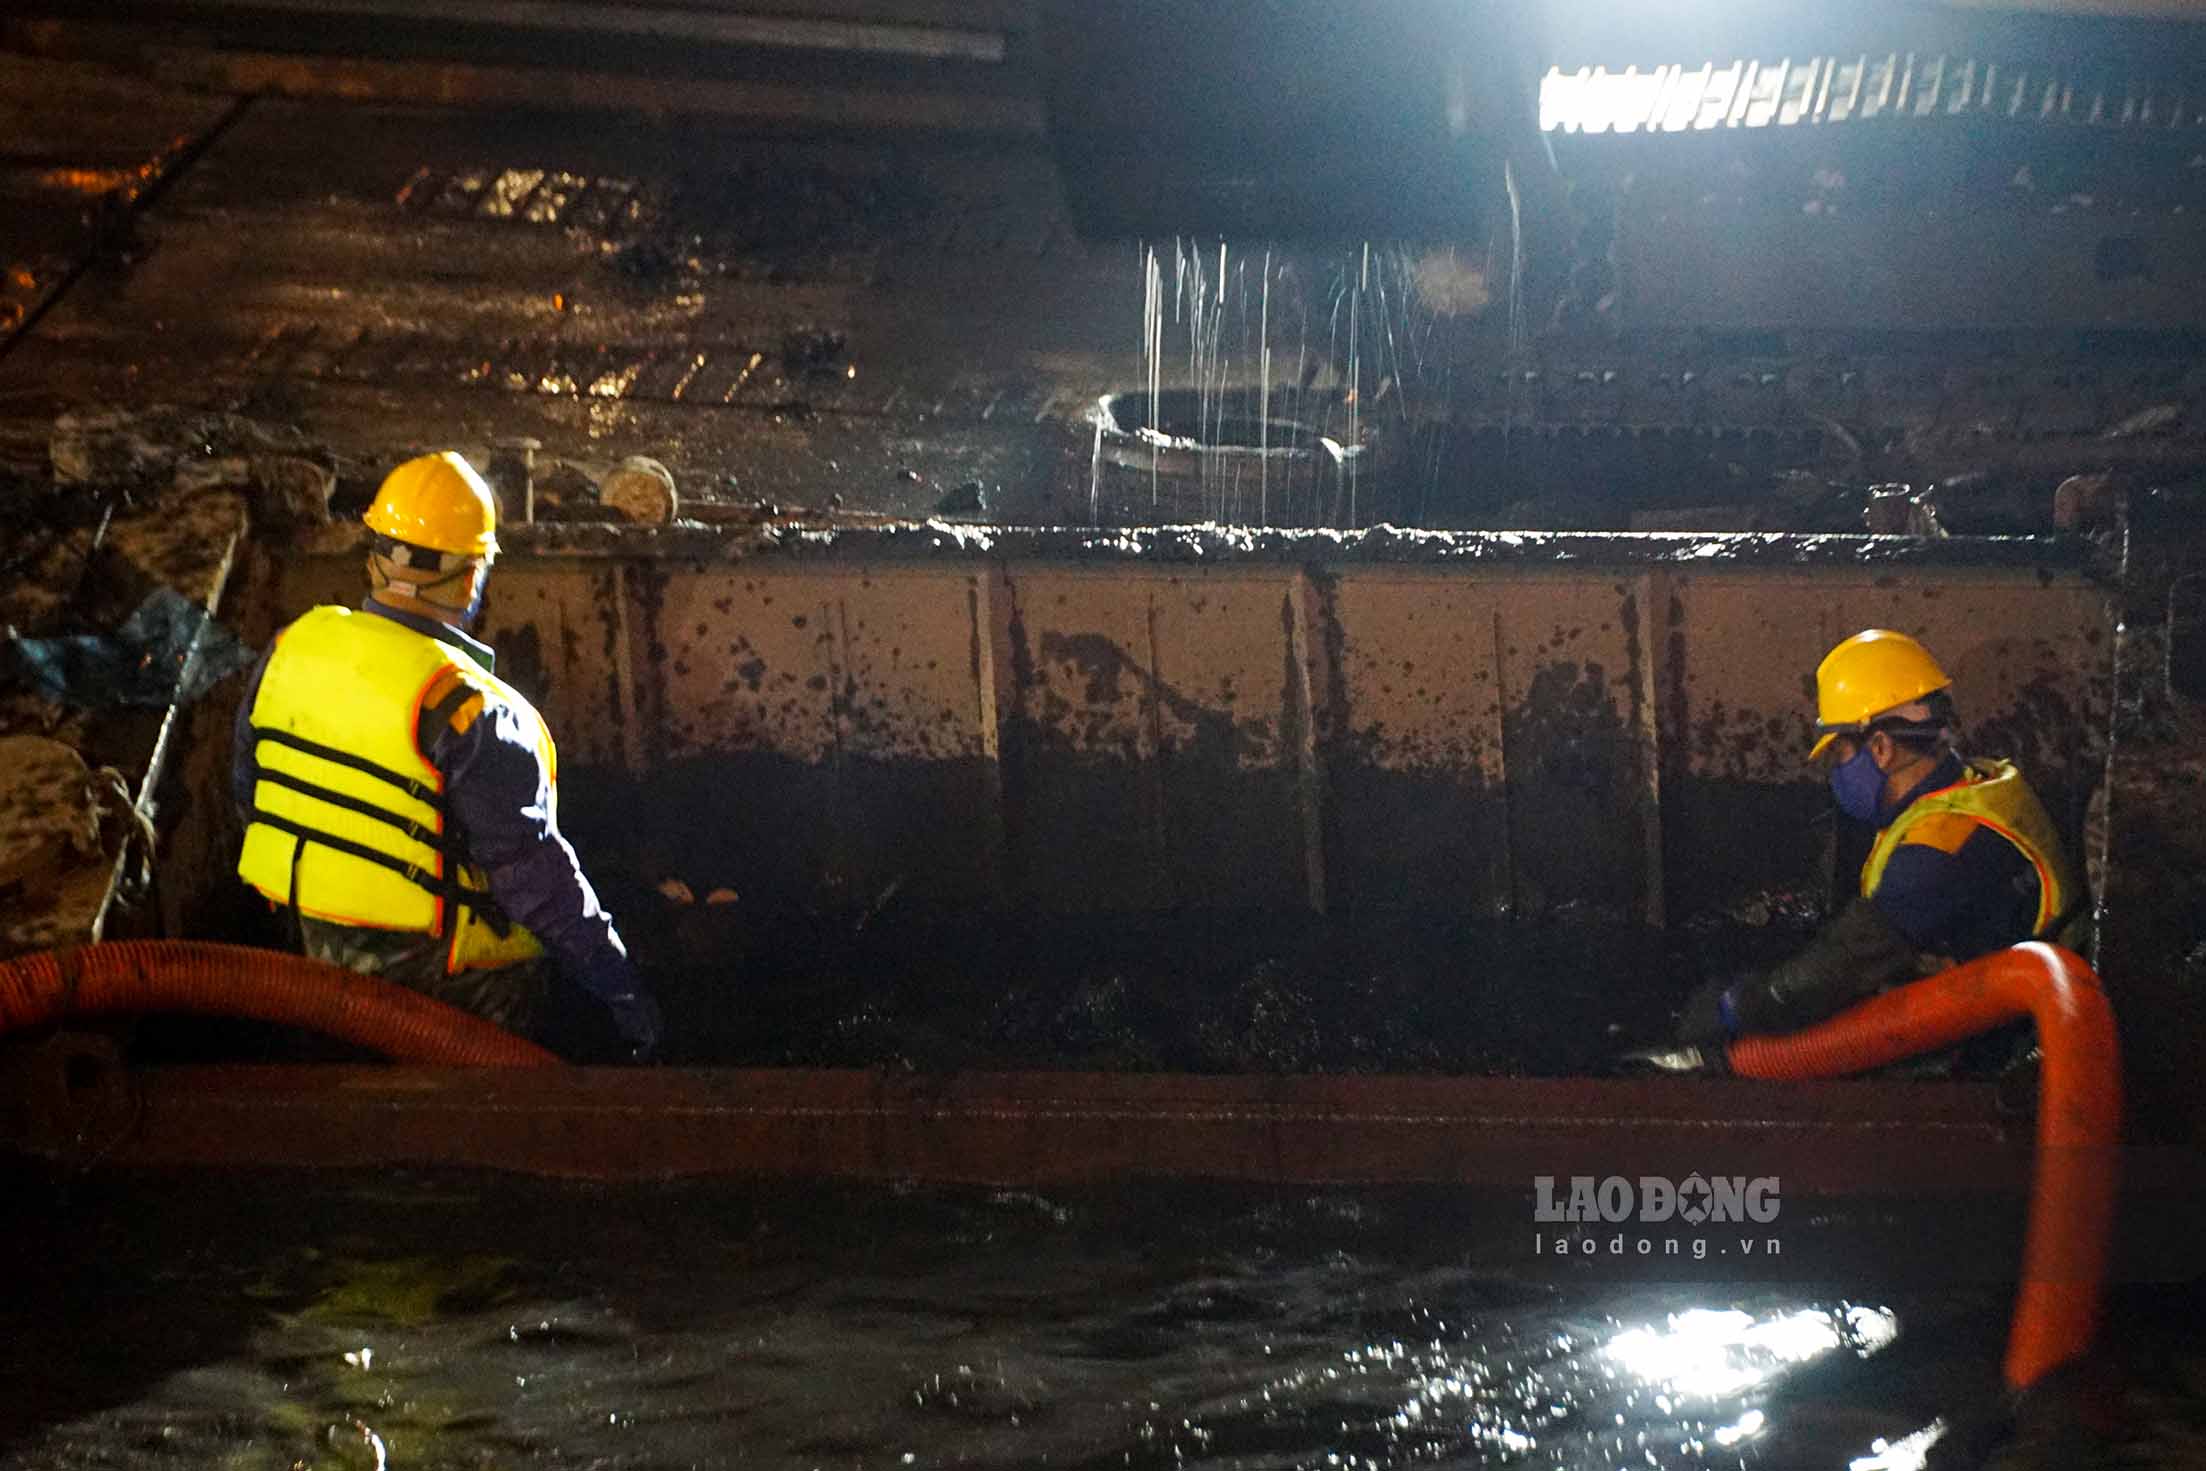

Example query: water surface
[7,1167,2196,1469]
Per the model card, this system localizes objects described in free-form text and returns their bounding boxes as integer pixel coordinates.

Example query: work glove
[605,990,664,1064]
[1675,977,1739,1048]
[1740,897,1920,1034]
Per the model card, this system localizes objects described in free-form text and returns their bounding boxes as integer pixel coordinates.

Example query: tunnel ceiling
[12,3,2206,532]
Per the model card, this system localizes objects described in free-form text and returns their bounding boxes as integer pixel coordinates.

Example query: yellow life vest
[1859,757,2079,939]
[237,604,554,973]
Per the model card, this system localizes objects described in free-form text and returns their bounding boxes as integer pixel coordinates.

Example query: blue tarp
[8,588,256,709]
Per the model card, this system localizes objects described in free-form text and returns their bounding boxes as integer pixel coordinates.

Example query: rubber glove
[1675,977,1739,1047]
[605,990,663,1063]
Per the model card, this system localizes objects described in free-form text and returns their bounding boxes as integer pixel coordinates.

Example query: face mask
[459,574,488,629]
[1828,745,1885,823]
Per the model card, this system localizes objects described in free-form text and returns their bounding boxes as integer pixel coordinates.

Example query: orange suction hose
[0,940,559,1067]
[1728,942,2120,1390]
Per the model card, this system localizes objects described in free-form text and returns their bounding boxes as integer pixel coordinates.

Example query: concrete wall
[270,536,2112,922]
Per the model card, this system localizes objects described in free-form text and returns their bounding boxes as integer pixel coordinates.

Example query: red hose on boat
[1728,942,2120,1391]
[0,940,558,1067]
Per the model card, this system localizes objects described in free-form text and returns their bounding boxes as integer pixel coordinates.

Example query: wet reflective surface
[2,1168,2200,1469]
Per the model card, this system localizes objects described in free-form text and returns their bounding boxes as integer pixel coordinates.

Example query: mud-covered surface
[139,528,2108,1073]
[0,476,252,958]
[0,70,1122,526]
[581,889,1809,1074]
[10,44,2206,538]
[341,519,2100,569]
[527,716,1821,1073]
[164,803,1809,1072]
[1,1166,2203,1470]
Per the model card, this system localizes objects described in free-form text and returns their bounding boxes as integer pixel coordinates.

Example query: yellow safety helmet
[1807,629,1952,761]
[364,451,499,558]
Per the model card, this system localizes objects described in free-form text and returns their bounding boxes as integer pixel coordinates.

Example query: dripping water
[1114,237,1455,529]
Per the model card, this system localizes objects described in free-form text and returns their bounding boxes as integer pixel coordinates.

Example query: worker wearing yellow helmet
[231,452,661,1058]
[1668,628,2079,1055]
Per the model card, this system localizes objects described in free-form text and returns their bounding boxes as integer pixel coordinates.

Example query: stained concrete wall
[267,534,2112,923]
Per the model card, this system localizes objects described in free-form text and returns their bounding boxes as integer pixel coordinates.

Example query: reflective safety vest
[1860,757,2079,941]
[237,605,553,973]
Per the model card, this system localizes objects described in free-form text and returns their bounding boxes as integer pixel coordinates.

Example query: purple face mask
[1828,744,1884,822]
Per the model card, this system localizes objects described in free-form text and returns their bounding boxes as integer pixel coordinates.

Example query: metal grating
[395,165,646,236]
[1542,54,2206,134]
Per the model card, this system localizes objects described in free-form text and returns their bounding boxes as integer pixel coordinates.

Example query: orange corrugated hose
[0,940,559,1067]
[1729,942,2120,1391]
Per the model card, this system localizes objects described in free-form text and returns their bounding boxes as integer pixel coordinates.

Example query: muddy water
[3,1169,2200,1469]
[10,1167,2201,1470]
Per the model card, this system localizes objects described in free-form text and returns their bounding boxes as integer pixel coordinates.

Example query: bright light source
[1601,1305,1897,1401]
[1542,56,1855,133]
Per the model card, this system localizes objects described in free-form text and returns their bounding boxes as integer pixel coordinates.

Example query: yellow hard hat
[364,451,499,557]
[1807,629,1952,761]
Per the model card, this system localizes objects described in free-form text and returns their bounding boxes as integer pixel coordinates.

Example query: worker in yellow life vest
[1669,628,2080,1053]
[232,452,661,1058]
